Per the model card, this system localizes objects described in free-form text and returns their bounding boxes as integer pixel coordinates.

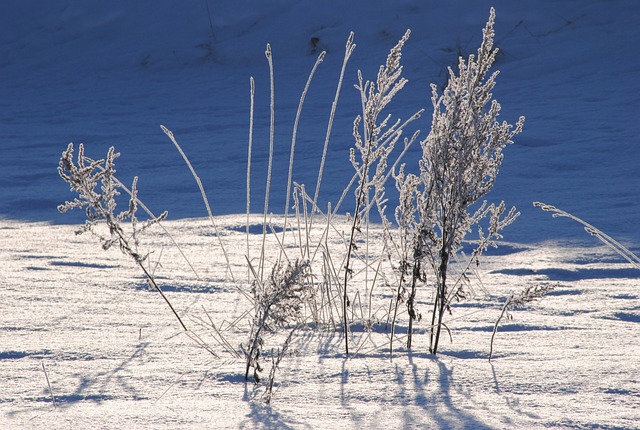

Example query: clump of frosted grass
[340,29,422,355]
[243,260,311,385]
[55,8,546,402]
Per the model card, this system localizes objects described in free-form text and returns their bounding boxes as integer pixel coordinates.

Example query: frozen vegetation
[1,1,639,428]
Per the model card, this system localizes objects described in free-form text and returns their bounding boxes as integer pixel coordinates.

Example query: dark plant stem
[406,260,420,349]
[203,0,216,42]
[489,296,512,361]
[431,252,449,355]
[389,261,407,355]
[111,222,187,332]
[430,232,449,354]
[137,259,187,332]
[245,322,265,381]
[343,224,356,356]
[343,153,373,355]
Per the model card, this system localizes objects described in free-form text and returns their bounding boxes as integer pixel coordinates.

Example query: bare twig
[41,361,57,409]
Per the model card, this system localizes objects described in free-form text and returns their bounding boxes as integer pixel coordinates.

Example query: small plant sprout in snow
[489,284,555,361]
[395,7,524,355]
[57,143,187,331]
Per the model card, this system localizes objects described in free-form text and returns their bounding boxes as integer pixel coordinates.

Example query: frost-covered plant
[57,143,186,331]
[396,8,524,354]
[535,202,640,270]
[489,284,555,361]
[342,29,421,355]
[244,259,311,383]
[391,168,425,350]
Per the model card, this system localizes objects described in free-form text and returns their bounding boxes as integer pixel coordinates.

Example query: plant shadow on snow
[216,373,248,385]
[133,282,223,294]
[3,344,150,419]
[491,267,639,281]
[465,323,576,333]
[243,402,299,430]
[241,384,300,429]
[30,393,117,406]
[55,342,152,410]
[0,351,31,360]
[227,224,286,235]
[49,260,120,270]
[437,349,489,360]
[603,312,640,323]
[0,349,101,362]
[544,288,583,296]
[0,349,55,360]
[489,363,541,422]
[217,327,499,429]
[389,351,495,429]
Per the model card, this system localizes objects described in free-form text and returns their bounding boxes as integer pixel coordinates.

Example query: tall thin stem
[280,51,326,258]
[342,147,373,355]
[259,44,275,281]
[310,33,356,227]
[113,223,188,331]
[161,125,235,282]
[247,77,255,281]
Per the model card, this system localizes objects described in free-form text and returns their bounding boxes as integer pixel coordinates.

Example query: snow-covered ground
[1,1,639,428]
[1,217,639,429]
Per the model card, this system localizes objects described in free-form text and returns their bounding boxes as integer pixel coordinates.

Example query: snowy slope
[2,0,639,246]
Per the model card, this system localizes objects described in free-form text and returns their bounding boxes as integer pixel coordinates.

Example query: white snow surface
[2,217,639,429]
[1,1,639,429]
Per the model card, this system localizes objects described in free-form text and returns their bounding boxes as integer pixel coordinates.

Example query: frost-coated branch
[535,202,640,270]
[58,143,186,332]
